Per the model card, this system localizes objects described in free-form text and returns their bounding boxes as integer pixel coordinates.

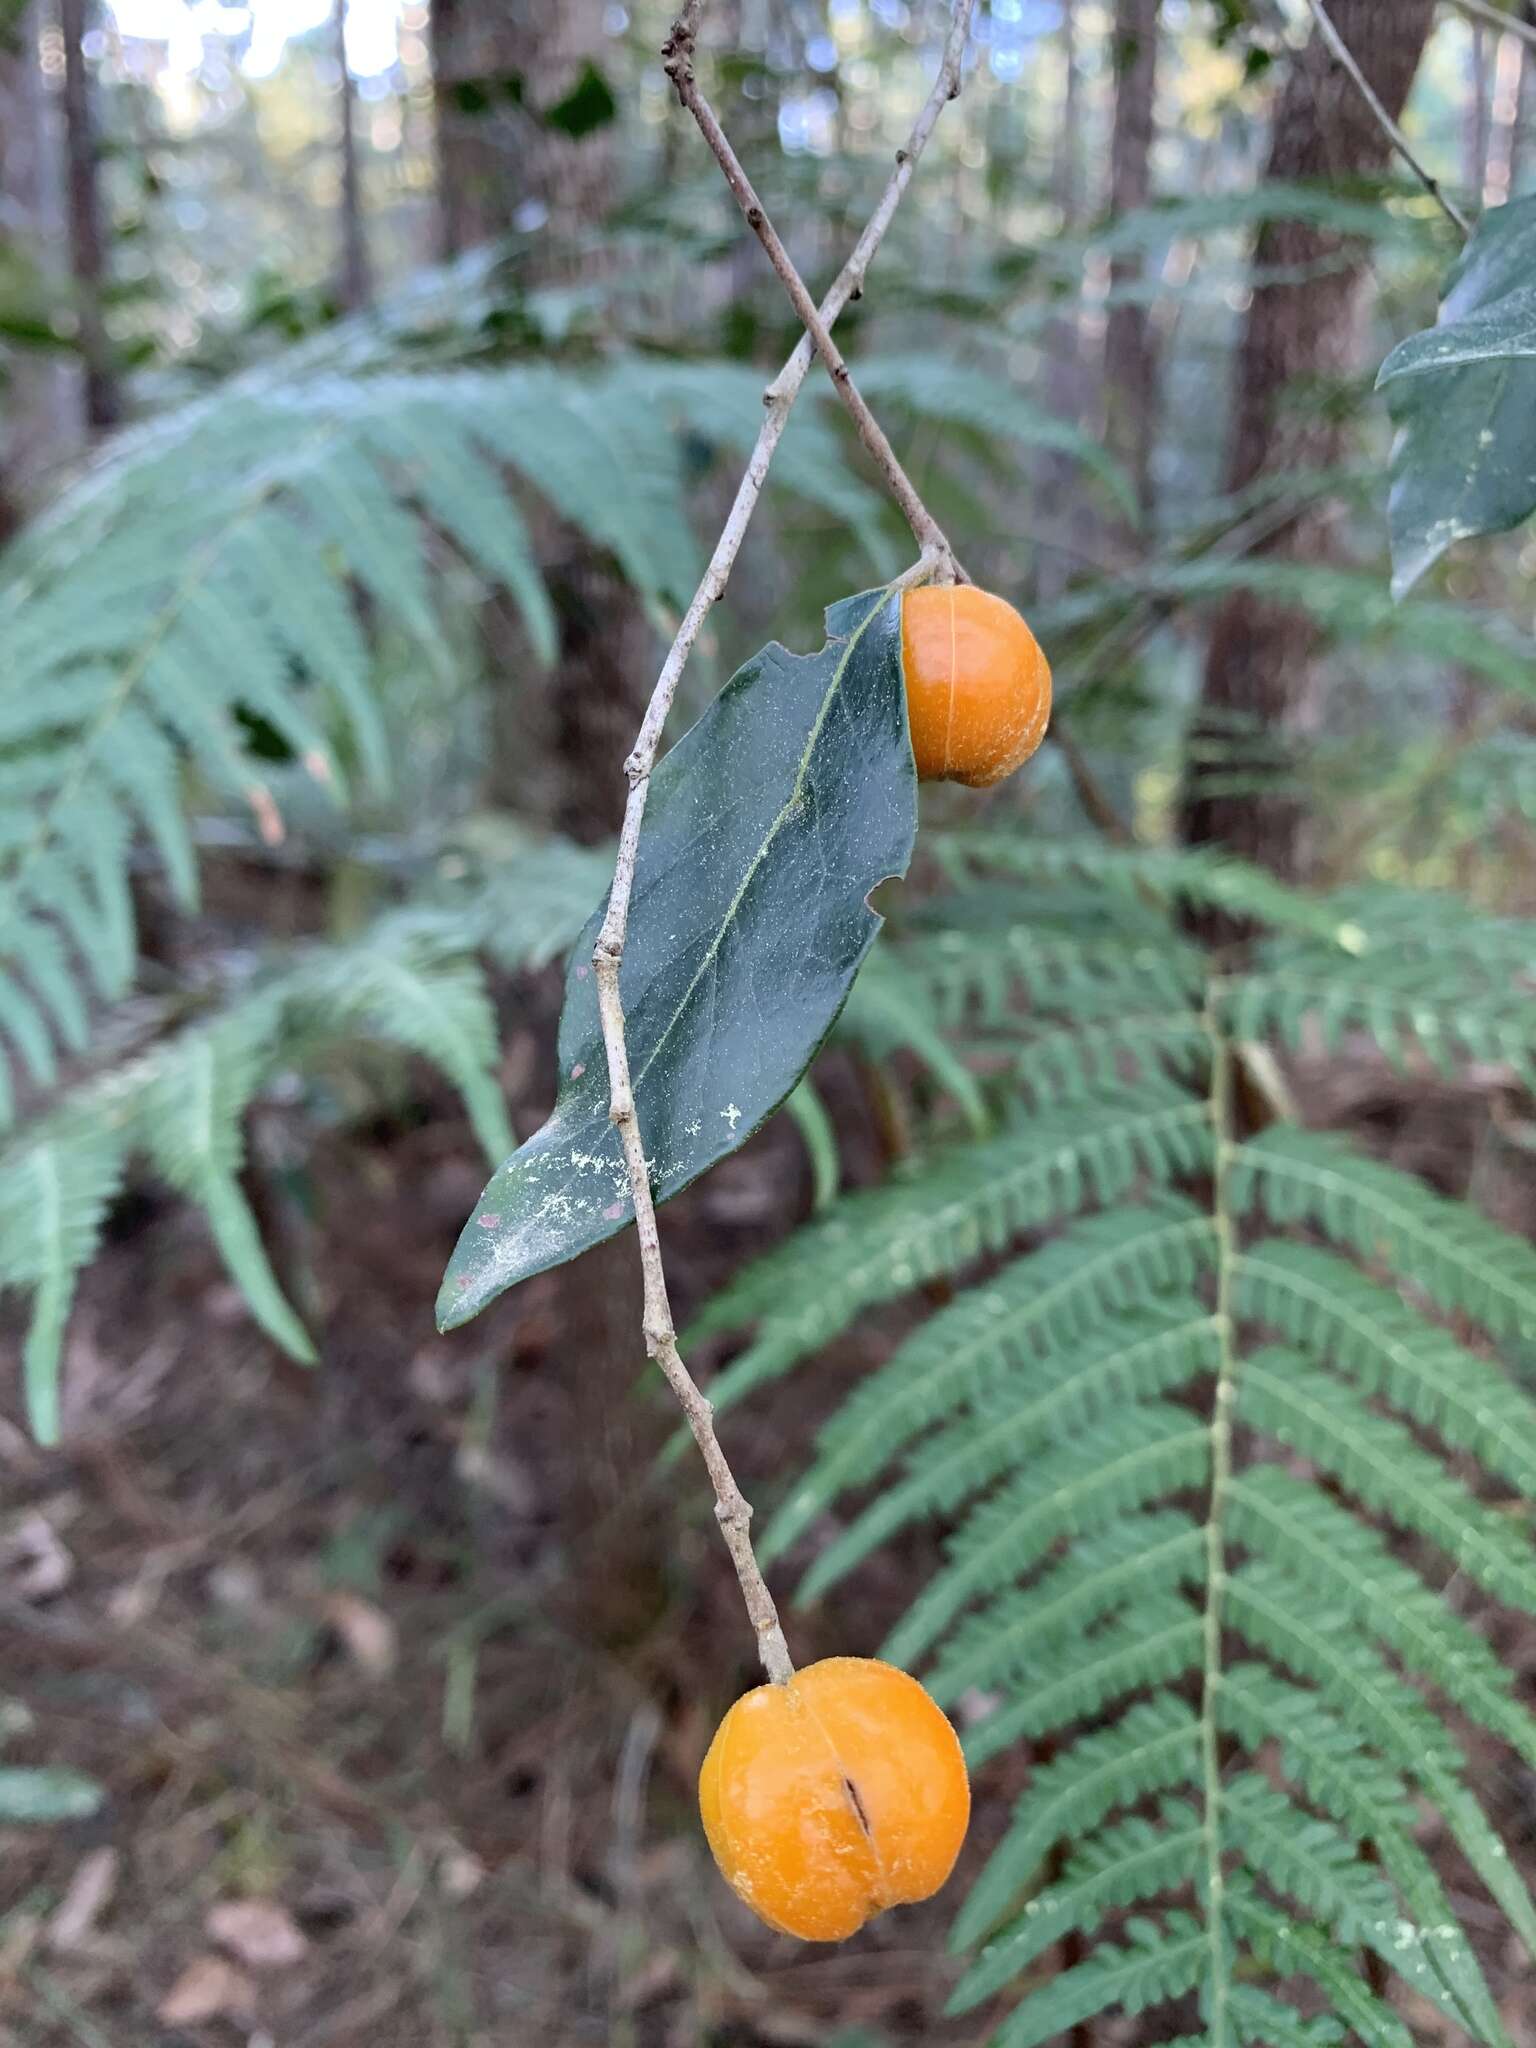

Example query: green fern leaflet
[693,833,1536,2046]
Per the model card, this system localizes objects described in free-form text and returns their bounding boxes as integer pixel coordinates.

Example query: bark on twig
[662,6,963,573]
[1306,0,1471,234]
[590,0,976,1682]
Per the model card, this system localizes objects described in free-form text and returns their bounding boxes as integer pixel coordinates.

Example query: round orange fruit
[901,583,1051,786]
[698,1656,970,1941]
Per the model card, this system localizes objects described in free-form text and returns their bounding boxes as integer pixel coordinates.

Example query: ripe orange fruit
[901,583,1051,786]
[698,1656,970,1941]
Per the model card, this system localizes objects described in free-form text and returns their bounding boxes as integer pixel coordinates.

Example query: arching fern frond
[0,832,603,1442]
[0,359,697,1112]
[1233,1237,1536,1494]
[8,330,996,1122]
[794,1305,1220,1606]
[767,1199,1214,1573]
[690,1085,1212,1428]
[693,836,1536,2043]
[0,1122,126,1444]
[1236,1124,1536,1337]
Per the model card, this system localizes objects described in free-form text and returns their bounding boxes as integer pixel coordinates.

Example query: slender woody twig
[1305,0,1472,235]
[590,0,976,1684]
[663,8,965,575]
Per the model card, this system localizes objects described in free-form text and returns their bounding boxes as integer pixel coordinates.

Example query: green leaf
[1377,195,1536,593]
[772,1196,1213,1565]
[1380,281,1536,378]
[0,1127,125,1445]
[835,940,989,1136]
[137,1013,317,1366]
[437,589,916,1325]
[541,60,617,138]
[783,1079,840,1212]
[1225,1889,1415,2048]
[0,1766,104,1822]
[803,1307,1217,1612]
[948,1801,1205,2012]
[992,1912,1207,2048]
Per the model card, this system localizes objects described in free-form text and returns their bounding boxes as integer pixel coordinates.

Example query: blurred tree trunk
[1,0,81,529]
[1053,0,1082,228]
[1178,0,1436,881]
[1465,22,1491,201]
[430,0,614,264]
[427,0,651,839]
[1483,20,1525,206]
[1038,0,1086,599]
[58,0,118,430]
[1510,3,1536,196]
[333,0,370,310]
[1104,0,1160,521]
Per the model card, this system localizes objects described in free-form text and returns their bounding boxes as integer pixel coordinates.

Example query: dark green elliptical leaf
[437,588,915,1327]
[1378,195,1536,595]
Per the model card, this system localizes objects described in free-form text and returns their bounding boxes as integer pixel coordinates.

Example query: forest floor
[0,961,1007,2048]
[3,969,1535,2047]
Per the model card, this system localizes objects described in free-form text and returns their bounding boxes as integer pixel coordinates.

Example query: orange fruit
[901,583,1051,786]
[698,1656,970,1941]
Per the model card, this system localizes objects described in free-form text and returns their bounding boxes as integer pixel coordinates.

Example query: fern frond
[1224,1560,1536,1948]
[0,1123,125,1444]
[1228,935,1536,1081]
[929,1511,1205,1706]
[852,353,1140,516]
[1220,1666,1511,2047]
[1005,1011,1212,1104]
[287,938,514,1164]
[1223,1774,1466,2026]
[1229,1466,1536,1766]
[631,358,895,570]
[948,1800,1205,2012]
[134,1007,317,1367]
[989,1911,1208,2048]
[1043,558,1536,703]
[688,1088,1212,1426]
[1238,1353,1536,1617]
[877,1405,1207,1665]
[1223,1888,1414,2048]
[1236,1125,1536,1337]
[681,832,1536,2042]
[0,834,603,1416]
[933,831,1358,945]
[834,941,989,1136]
[961,1598,1205,1771]
[954,1695,1203,1948]
[1226,1986,1346,2048]
[901,921,1206,1035]
[1234,1239,1536,1494]
[765,1199,1215,1571]
[797,1307,1219,1609]
[0,346,755,1112]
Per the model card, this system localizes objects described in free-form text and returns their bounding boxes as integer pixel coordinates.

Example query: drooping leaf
[437,588,916,1325]
[1377,195,1536,594]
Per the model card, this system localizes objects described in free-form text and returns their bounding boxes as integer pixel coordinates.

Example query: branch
[591,0,976,1685]
[1444,0,1536,55]
[1050,715,1132,843]
[663,10,965,575]
[1305,0,1472,235]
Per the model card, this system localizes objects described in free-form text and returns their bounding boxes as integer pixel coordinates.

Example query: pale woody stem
[591,0,976,1682]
